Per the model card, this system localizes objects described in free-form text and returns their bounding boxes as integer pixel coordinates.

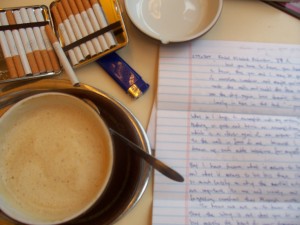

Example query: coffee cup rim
[0,92,114,225]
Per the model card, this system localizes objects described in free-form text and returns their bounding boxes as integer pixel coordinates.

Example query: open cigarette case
[0,0,128,84]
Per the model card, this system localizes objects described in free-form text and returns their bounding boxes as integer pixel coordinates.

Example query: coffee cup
[0,92,114,225]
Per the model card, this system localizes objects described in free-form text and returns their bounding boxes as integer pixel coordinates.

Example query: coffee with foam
[0,93,113,224]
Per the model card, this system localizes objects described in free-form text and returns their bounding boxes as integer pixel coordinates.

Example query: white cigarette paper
[66,0,96,56]
[56,2,84,62]
[0,26,18,78]
[85,7,109,51]
[26,9,47,51]
[13,10,40,75]
[51,5,78,66]
[0,30,12,58]
[74,0,103,54]
[74,13,97,55]
[63,19,85,61]
[91,0,116,47]
[61,0,91,57]
[68,15,90,57]
[27,8,53,72]
[13,11,32,52]
[0,12,31,75]
[19,8,39,52]
[68,0,97,55]
[20,8,46,73]
[80,10,102,53]
[45,25,79,86]
[59,23,79,65]
[0,14,25,77]
[34,9,53,51]
[0,20,18,57]
[34,8,61,73]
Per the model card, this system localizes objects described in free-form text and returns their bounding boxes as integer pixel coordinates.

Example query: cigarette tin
[0,0,128,84]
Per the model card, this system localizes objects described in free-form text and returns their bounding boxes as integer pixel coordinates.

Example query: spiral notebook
[151,40,300,224]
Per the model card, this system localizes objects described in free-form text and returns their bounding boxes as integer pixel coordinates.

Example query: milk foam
[0,94,113,223]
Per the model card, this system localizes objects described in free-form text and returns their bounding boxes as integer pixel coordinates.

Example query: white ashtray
[124,0,223,44]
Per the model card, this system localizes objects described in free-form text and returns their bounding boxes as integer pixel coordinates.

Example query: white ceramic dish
[124,0,223,44]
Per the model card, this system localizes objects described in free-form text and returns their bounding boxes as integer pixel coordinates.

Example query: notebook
[152,40,300,224]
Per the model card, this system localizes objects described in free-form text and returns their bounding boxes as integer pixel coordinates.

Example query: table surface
[0,0,299,224]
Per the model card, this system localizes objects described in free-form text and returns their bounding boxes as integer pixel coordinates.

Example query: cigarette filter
[45,24,79,87]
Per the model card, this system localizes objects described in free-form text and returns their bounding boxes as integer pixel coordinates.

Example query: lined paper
[153,40,300,225]
[158,40,300,116]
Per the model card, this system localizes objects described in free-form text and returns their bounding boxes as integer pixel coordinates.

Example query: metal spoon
[109,128,184,182]
[82,98,184,182]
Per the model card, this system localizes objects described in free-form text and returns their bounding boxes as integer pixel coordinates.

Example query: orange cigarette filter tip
[75,0,86,13]
[6,10,40,75]
[41,50,53,73]
[12,55,25,77]
[61,0,73,17]
[82,0,92,10]
[48,49,61,72]
[45,25,58,45]
[5,57,18,78]
[69,0,80,14]
[26,52,40,75]
[90,0,100,6]
[6,10,16,24]
[57,2,68,21]
[2,11,25,77]
[45,25,61,72]
[51,5,62,25]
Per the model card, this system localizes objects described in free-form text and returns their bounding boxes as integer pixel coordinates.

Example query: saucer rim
[0,79,152,225]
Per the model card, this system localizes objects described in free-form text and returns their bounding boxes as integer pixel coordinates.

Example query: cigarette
[34,8,61,73]
[81,0,109,51]
[0,13,25,77]
[61,0,94,57]
[11,10,40,75]
[0,29,18,78]
[19,8,46,73]
[90,0,116,48]
[27,8,53,73]
[74,0,103,54]
[67,0,97,56]
[56,2,85,62]
[45,24,80,87]
[51,5,78,66]
[4,11,32,76]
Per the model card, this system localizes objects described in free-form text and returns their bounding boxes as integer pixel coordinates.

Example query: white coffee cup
[0,92,114,225]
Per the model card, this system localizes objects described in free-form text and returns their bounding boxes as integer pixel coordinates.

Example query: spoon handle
[109,128,184,182]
